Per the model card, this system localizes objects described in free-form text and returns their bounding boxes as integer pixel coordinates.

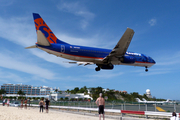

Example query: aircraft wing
[103,28,134,63]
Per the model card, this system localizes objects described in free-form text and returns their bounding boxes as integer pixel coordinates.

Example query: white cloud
[0,16,80,68]
[30,49,74,68]
[148,18,157,26]
[0,52,55,79]
[0,70,25,83]
[0,15,102,68]
[0,16,36,47]
[155,51,180,66]
[57,1,95,29]
[56,33,98,47]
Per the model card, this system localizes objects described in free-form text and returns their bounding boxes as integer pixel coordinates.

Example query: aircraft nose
[152,59,156,64]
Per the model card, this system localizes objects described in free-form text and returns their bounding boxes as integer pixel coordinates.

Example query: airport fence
[0,99,179,113]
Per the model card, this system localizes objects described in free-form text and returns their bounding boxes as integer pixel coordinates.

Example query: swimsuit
[99,105,104,114]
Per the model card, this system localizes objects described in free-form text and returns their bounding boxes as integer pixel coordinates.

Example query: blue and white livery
[26,13,156,72]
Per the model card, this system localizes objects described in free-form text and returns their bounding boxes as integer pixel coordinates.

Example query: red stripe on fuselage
[63,52,104,59]
[40,46,104,60]
[135,61,155,64]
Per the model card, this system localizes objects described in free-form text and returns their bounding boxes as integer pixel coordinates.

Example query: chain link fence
[0,100,179,113]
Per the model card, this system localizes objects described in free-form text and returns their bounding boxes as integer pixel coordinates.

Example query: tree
[74,87,79,93]
[104,90,117,101]
[65,97,69,101]
[0,89,6,94]
[9,96,13,100]
[55,89,58,93]
[17,90,25,95]
[91,86,104,100]
[66,89,70,93]
[78,86,88,94]
[60,97,64,101]
[79,98,83,101]
[36,97,40,100]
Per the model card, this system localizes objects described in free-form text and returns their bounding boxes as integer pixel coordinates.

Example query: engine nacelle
[100,64,114,70]
[120,56,135,64]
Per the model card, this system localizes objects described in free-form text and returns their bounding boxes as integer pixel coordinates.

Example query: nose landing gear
[145,66,148,72]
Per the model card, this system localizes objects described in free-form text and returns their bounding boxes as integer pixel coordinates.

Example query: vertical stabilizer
[33,13,69,45]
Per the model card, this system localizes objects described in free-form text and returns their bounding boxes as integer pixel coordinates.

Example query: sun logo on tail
[34,18,57,44]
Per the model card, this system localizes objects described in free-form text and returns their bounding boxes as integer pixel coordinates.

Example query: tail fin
[136,98,142,102]
[33,13,68,45]
[142,98,147,102]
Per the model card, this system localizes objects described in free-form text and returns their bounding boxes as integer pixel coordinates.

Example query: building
[0,84,55,95]
[1,84,41,95]
[1,84,93,101]
[40,86,55,95]
[50,93,93,101]
[146,89,152,98]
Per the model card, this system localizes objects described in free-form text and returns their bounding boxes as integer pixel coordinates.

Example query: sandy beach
[0,106,116,120]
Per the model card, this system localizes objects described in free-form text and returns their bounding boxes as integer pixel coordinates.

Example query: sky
[0,0,180,100]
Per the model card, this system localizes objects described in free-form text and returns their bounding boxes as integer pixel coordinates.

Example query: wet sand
[0,106,115,120]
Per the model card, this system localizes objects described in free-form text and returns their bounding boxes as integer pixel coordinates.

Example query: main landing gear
[95,66,101,71]
[145,66,148,72]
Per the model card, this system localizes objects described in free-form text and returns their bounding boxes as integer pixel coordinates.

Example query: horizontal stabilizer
[25,45,37,49]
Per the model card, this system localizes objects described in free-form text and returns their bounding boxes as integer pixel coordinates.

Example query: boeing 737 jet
[136,98,169,104]
[26,13,156,72]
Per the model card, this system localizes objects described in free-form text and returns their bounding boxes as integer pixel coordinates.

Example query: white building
[146,89,152,98]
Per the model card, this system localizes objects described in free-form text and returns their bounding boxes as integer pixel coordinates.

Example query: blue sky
[0,0,180,100]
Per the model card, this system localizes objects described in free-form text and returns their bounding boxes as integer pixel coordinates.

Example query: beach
[0,106,116,120]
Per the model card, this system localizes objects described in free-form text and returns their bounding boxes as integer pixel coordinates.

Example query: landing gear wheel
[95,67,100,71]
[145,66,148,72]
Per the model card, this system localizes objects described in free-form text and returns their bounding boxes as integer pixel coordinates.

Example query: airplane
[136,98,169,104]
[26,13,156,72]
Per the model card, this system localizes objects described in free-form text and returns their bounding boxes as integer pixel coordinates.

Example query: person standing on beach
[21,99,23,109]
[24,99,27,109]
[39,98,44,113]
[7,99,10,107]
[170,112,179,120]
[45,98,50,113]
[28,98,31,108]
[96,93,105,120]
[3,99,6,106]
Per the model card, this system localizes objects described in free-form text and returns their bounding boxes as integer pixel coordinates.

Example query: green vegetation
[68,86,88,94]
[0,89,6,95]
[67,86,166,102]
[17,90,25,95]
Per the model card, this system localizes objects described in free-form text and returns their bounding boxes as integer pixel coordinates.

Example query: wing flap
[66,62,94,66]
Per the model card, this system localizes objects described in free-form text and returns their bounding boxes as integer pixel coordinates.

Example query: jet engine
[95,63,114,71]
[100,64,114,70]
